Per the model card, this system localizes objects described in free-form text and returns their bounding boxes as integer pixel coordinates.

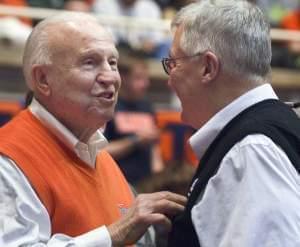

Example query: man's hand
[107,191,187,246]
[135,127,160,147]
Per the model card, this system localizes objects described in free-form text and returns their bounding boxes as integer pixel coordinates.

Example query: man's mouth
[99,91,114,99]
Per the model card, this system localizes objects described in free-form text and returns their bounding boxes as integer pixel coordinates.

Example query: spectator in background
[0,0,32,25]
[27,0,94,9]
[155,0,200,22]
[280,3,300,69]
[27,0,65,9]
[248,0,300,68]
[253,0,298,25]
[155,0,197,10]
[92,0,170,58]
[105,57,164,186]
[64,0,91,12]
[0,12,186,246]
[0,0,32,64]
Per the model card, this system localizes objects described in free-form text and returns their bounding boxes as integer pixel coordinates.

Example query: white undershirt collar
[29,98,108,168]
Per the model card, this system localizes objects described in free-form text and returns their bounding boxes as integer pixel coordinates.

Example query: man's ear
[201,51,220,84]
[31,64,51,97]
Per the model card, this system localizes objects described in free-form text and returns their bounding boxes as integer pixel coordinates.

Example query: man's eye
[109,60,118,70]
[169,59,176,68]
[109,60,118,66]
[83,59,95,67]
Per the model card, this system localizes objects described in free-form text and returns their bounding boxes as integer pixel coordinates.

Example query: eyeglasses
[161,52,203,75]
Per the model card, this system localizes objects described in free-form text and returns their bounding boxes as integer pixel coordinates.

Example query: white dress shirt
[189,84,300,246]
[0,99,113,247]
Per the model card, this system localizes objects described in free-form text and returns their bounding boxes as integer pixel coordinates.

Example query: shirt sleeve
[0,156,112,247]
[191,134,300,247]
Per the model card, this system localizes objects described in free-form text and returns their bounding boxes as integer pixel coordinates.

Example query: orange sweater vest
[0,110,134,236]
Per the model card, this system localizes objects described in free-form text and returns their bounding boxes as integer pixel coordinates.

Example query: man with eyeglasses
[162,0,300,246]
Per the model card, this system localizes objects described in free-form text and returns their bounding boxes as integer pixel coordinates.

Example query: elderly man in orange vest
[0,12,186,246]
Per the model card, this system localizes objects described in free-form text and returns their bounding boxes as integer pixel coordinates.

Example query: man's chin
[99,112,113,122]
[88,110,114,128]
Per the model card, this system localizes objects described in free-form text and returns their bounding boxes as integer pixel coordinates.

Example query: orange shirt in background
[0,0,32,25]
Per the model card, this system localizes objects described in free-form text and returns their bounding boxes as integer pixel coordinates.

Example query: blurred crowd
[0,0,299,192]
[0,0,197,59]
[0,0,300,193]
[0,0,300,68]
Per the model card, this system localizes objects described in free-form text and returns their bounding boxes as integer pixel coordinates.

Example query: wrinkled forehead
[52,20,114,43]
[48,21,118,57]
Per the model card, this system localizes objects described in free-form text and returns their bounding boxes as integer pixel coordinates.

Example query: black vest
[168,99,300,247]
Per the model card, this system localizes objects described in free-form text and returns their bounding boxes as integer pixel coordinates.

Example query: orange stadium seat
[156,110,198,166]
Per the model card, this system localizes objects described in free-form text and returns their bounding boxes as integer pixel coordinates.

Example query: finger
[147,213,172,233]
[150,191,187,206]
[152,199,185,216]
[133,192,187,216]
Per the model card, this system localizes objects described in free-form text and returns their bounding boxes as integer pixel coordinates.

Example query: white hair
[23,12,104,90]
[171,0,272,80]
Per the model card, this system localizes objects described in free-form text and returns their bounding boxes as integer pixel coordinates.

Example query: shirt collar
[189,84,278,160]
[29,98,108,168]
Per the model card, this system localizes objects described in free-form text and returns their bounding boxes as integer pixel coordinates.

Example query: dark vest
[168,99,300,247]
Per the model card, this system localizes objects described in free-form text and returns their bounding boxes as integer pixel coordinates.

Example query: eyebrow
[80,48,119,59]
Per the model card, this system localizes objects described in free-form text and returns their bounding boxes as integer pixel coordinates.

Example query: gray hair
[171,0,272,80]
[23,12,101,90]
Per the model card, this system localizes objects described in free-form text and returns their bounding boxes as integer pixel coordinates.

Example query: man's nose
[96,72,119,87]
